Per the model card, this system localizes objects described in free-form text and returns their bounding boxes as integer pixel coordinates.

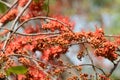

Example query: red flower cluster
[27,66,48,80]
[1,28,118,62]
[29,0,44,12]
[42,15,74,32]
[85,28,118,61]
[86,28,106,48]
[94,41,118,61]
[0,9,18,23]
[42,45,65,60]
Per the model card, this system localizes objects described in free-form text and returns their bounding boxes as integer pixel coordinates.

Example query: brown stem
[13,16,74,35]
[2,0,32,51]
[0,27,60,36]
[108,58,120,77]
[105,35,120,38]
[83,43,98,80]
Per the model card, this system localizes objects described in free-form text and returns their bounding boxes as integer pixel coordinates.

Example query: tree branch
[0,0,11,8]
[2,0,32,51]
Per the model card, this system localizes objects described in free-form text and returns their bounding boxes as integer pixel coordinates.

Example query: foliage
[0,2,7,13]
[6,66,27,76]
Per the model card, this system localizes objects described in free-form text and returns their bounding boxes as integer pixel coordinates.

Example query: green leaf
[42,2,48,11]
[33,0,39,3]
[42,0,49,11]
[6,66,27,76]
[0,2,7,13]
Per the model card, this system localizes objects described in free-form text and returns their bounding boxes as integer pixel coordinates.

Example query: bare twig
[79,64,106,76]
[64,63,106,76]
[0,0,11,7]
[83,43,98,80]
[0,0,18,27]
[0,27,60,36]
[13,16,74,35]
[54,63,106,77]
[105,35,120,38]
[2,0,32,51]
[108,58,120,77]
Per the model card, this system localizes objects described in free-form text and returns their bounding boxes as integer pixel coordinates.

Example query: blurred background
[49,0,120,34]
[0,0,120,79]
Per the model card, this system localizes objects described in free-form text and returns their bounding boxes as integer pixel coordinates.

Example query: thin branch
[105,35,120,38]
[1,16,74,38]
[13,16,74,36]
[79,64,106,76]
[117,48,120,52]
[0,0,18,27]
[108,58,120,77]
[0,0,11,7]
[61,63,106,76]
[0,0,17,21]
[83,43,98,80]
[8,54,56,80]
[0,27,60,36]
[2,0,32,51]
[16,32,59,36]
